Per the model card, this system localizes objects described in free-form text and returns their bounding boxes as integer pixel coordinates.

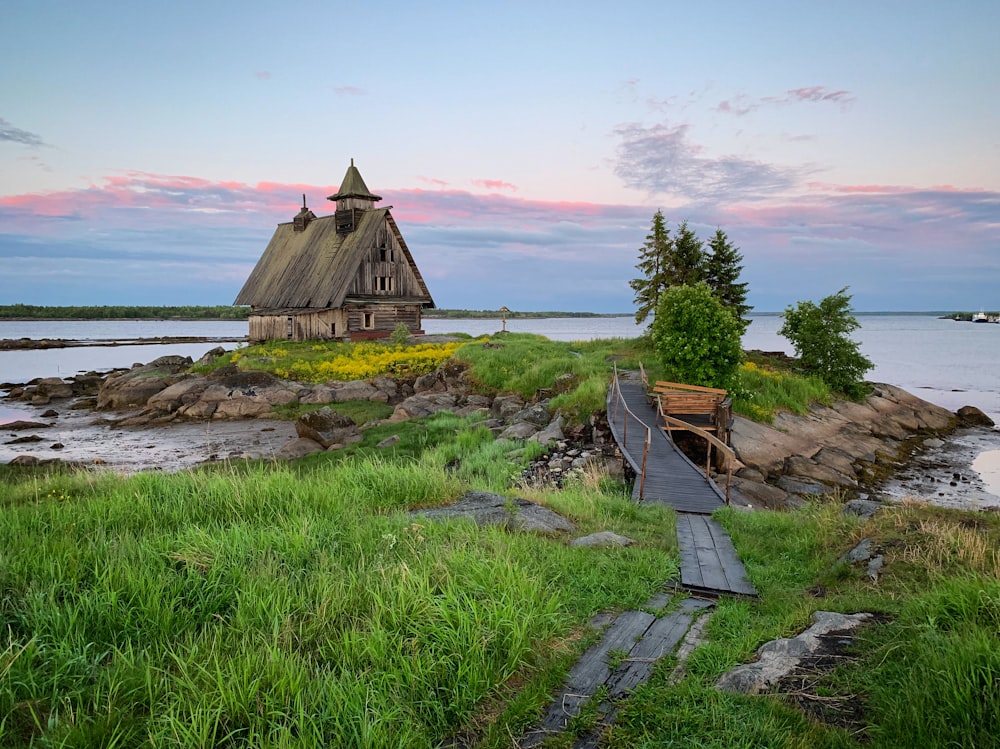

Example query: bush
[649,282,743,389]
[779,287,873,399]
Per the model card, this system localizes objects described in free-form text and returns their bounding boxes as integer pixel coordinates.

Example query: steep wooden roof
[234,208,434,309]
[327,160,382,203]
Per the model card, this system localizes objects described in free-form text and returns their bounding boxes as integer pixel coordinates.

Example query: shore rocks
[730,383,960,507]
[412,491,576,535]
[96,356,194,410]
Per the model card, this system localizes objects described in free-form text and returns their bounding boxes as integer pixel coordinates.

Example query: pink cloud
[334,85,366,96]
[787,86,854,105]
[254,70,272,80]
[471,179,518,193]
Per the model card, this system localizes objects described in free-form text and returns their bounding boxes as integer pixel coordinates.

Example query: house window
[375,276,392,292]
[363,312,375,329]
[286,316,293,339]
[378,247,394,262]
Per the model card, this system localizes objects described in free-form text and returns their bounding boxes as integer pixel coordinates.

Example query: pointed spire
[327,160,382,203]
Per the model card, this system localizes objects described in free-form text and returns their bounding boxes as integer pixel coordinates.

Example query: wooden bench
[638,363,732,445]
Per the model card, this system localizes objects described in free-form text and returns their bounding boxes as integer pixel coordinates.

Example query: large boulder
[96,356,194,410]
[295,407,361,448]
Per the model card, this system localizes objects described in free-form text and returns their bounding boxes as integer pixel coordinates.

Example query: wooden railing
[608,364,651,499]
[658,413,738,504]
[638,362,739,504]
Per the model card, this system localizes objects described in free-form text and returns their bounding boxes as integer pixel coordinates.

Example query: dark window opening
[363,312,375,329]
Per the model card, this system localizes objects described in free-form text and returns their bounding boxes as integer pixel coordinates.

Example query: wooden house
[234,160,435,342]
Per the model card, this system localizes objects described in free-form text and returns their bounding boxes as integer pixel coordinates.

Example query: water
[2,314,998,423]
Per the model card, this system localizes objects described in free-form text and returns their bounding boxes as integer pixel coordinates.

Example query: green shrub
[649,282,743,389]
[779,287,873,399]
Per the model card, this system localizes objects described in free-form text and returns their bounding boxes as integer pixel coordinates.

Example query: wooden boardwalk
[607,375,756,599]
[518,594,713,748]
[607,379,725,514]
[675,514,757,597]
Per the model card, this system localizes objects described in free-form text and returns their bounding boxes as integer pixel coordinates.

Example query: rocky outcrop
[96,356,194,410]
[729,383,959,507]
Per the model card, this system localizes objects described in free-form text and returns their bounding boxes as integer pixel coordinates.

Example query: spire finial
[301,193,307,209]
[351,158,354,167]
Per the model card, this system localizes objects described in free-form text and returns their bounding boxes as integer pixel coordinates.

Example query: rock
[956,405,995,428]
[5,435,44,444]
[867,554,884,581]
[775,475,827,497]
[50,443,64,450]
[197,346,227,366]
[731,476,788,510]
[413,491,575,534]
[97,356,194,410]
[491,394,525,419]
[510,402,551,427]
[499,421,540,440]
[332,380,379,402]
[295,407,360,449]
[842,499,883,519]
[3,420,50,430]
[376,435,400,448]
[839,538,873,564]
[463,394,492,409]
[369,377,398,401]
[275,437,325,460]
[569,531,634,548]
[8,454,47,465]
[783,456,857,488]
[389,393,457,421]
[40,409,59,418]
[413,372,445,393]
[716,611,873,695]
[530,415,565,445]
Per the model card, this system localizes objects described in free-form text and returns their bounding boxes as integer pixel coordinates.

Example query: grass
[3,333,996,746]
[0,419,676,748]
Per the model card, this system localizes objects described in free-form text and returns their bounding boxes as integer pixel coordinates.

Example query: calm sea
[1,315,998,423]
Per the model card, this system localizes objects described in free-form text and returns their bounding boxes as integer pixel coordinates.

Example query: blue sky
[2,1,998,312]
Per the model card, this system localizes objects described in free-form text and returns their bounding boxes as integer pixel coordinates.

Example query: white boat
[973,309,989,323]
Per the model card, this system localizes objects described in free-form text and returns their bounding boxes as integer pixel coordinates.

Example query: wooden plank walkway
[607,375,756,599]
[675,514,757,597]
[607,379,725,514]
[518,595,713,748]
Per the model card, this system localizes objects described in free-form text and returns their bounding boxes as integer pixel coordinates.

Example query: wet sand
[1,400,298,472]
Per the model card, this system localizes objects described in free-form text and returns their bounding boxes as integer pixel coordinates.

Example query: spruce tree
[667,221,706,287]
[704,228,752,333]
[629,210,672,324]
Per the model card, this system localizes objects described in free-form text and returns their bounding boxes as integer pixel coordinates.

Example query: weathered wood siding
[248,308,345,343]
[346,303,422,337]
[345,220,425,299]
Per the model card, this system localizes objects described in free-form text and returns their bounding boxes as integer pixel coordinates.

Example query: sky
[1,1,998,313]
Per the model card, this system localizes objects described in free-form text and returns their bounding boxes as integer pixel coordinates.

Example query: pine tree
[704,228,752,332]
[629,210,672,324]
[667,221,706,287]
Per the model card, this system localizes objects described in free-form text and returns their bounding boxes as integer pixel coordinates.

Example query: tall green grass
[0,438,675,747]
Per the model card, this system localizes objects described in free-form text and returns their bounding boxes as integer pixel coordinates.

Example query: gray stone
[491,394,525,419]
[413,491,576,534]
[731,476,788,510]
[97,356,194,410]
[413,372,444,393]
[783,455,857,488]
[275,437,325,460]
[295,407,359,448]
[840,538,873,564]
[510,402,551,426]
[716,611,873,695]
[196,346,227,366]
[332,380,379,402]
[390,393,457,421]
[376,435,400,448]
[530,415,565,445]
[499,421,540,440]
[569,531,634,548]
[842,499,883,519]
[867,554,884,581]
[775,475,827,497]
